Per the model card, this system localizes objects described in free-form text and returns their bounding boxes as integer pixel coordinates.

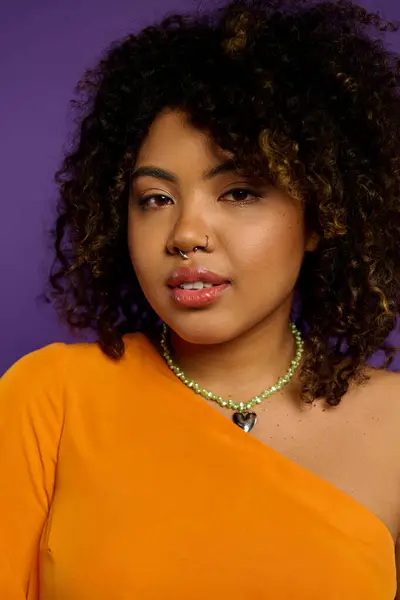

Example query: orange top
[0,334,396,599]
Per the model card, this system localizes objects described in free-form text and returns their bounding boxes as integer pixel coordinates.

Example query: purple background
[1,0,399,375]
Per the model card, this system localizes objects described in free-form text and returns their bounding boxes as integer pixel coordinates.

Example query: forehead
[135,109,231,169]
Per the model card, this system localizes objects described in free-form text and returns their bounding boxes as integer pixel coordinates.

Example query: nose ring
[177,248,189,260]
[176,236,209,260]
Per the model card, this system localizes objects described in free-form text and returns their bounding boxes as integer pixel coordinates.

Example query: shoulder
[348,366,400,418]
[349,367,400,530]
[362,369,400,544]
[1,342,68,393]
[1,333,160,404]
[352,367,400,477]
[0,343,69,437]
[341,367,400,463]
[360,366,400,400]
[2,333,153,375]
[0,333,162,455]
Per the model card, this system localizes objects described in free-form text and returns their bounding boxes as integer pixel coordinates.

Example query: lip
[166,267,231,309]
[169,283,231,308]
[166,267,230,288]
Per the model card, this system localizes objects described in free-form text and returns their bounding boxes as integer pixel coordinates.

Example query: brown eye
[221,188,259,204]
[138,194,173,210]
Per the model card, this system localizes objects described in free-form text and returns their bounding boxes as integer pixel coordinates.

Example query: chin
[176,330,230,346]
[165,312,242,346]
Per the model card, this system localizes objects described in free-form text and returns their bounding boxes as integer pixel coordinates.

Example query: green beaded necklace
[160,322,304,433]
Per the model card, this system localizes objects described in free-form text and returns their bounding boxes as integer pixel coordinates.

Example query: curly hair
[48,0,400,406]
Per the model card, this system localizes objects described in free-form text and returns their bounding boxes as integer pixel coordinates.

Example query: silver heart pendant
[232,411,257,433]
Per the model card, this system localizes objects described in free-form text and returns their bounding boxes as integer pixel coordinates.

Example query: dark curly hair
[48,0,400,406]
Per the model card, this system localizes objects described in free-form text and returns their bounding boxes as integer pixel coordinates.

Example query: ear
[305,231,320,253]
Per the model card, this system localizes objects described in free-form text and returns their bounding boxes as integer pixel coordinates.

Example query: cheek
[128,242,159,305]
[127,219,165,300]
[232,213,305,267]
[127,219,150,279]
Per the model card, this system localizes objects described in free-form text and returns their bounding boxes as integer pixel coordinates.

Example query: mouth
[166,267,231,289]
[166,267,231,308]
[174,281,221,290]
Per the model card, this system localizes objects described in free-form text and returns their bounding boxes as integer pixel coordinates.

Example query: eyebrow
[131,159,237,184]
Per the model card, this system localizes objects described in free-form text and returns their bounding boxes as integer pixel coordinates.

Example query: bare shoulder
[347,366,400,420]
[364,370,400,560]
[344,366,400,457]
[350,367,400,541]
[360,366,400,401]
[346,364,399,399]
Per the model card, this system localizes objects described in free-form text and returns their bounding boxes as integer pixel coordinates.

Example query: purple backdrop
[1,0,399,375]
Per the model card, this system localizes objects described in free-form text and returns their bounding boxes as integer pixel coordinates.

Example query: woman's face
[128,109,314,344]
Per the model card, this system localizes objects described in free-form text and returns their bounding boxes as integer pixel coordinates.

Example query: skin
[128,108,317,395]
[128,109,400,585]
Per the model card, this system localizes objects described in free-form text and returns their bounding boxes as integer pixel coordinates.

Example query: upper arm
[0,344,66,599]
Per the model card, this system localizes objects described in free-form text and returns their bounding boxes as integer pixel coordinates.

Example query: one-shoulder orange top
[0,334,396,599]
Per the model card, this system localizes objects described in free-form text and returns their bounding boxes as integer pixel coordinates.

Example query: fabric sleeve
[0,343,67,599]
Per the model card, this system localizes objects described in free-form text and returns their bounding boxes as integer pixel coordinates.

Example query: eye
[221,187,260,205]
[138,194,173,210]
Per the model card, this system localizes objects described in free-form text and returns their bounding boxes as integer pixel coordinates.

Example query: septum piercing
[177,236,209,260]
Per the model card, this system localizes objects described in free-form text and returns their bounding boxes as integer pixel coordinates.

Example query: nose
[166,204,212,257]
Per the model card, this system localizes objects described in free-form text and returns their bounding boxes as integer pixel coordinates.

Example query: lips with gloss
[167,267,231,308]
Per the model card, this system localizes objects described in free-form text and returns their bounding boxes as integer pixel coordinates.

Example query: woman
[1,0,400,597]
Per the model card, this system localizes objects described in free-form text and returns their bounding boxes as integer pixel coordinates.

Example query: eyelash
[137,187,261,210]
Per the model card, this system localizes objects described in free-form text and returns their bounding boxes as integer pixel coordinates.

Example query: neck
[169,305,297,402]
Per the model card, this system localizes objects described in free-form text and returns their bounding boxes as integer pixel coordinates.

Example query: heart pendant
[232,411,257,433]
